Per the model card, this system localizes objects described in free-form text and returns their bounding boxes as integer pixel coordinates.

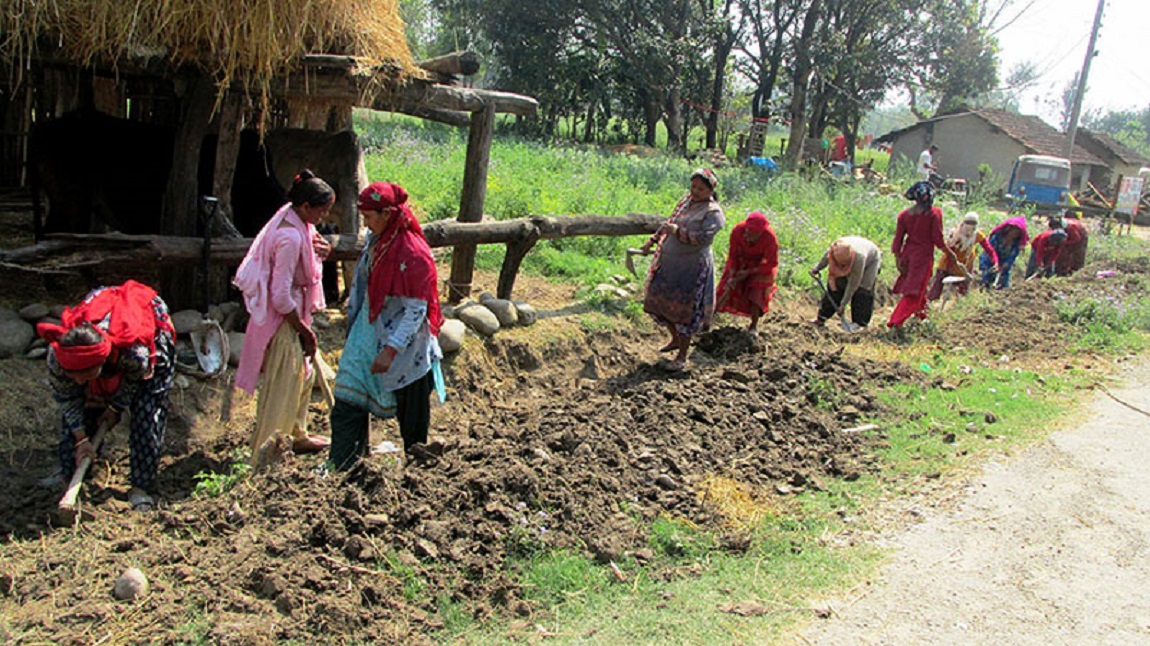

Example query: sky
[994,0,1150,126]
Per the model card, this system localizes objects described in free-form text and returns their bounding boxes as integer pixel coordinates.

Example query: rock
[174,374,191,389]
[30,337,47,350]
[227,332,245,366]
[455,303,500,337]
[25,347,47,360]
[49,304,67,319]
[0,307,19,322]
[512,301,538,326]
[984,411,998,424]
[595,283,630,299]
[654,474,677,490]
[218,301,242,317]
[207,304,224,323]
[18,303,50,322]
[113,567,149,600]
[0,319,35,359]
[484,299,519,327]
[478,291,496,304]
[441,304,456,319]
[170,309,204,335]
[438,319,466,353]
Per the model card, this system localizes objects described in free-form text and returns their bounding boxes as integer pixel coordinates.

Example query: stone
[484,299,519,327]
[0,319,35,359]
[227,332,245,367]
[170,309,205,335]
[18,303,50,322]
[512,301,537,326]
[113,567,149,600]
[49,304,67,319]
[25,347,47,360]
[595,283,630,300]
[455,303,500,337]
[440,304,456,319]
[207,304,225,323]
[438,319,466,353]
[0,307,19,322]
[478,291,497,304]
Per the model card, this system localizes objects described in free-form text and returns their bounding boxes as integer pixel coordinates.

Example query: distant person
[37,280,176,512]
[810,235,882,328]
[716,211,778,331]
[927,211,997,301]
[917,144,939,181]
[1052,216,1089,276]
[888,181,965,332]
[1025,228,1069,280]
[234,169,334,468]
[642,168,725,371]
[329,182,445,471]
[980,217,1029,289]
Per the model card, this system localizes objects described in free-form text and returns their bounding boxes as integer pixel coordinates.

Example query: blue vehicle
[1006,154,1071,211]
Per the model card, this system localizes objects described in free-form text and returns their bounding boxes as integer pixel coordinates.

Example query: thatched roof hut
[0,0,536,306]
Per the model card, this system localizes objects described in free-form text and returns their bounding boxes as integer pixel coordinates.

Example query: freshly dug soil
[1,222,1144,643]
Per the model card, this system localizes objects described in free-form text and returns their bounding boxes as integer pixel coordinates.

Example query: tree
[735,0,803,121]
[904,0,1003,118]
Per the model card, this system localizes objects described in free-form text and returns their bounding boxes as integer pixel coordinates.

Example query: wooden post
[160,74,217,309]
[211,90,245,226]
[448,102,495,303]
[497,224,541,299]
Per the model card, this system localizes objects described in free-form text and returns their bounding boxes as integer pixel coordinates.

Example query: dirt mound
[2,255,1145,643]
[0,313,917,643]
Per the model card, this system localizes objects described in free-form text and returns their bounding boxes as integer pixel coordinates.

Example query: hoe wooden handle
[57,421,111,511]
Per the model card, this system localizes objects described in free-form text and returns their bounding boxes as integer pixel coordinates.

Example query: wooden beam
[394,105,471,128]
[448,103,495,303]
[416,51,481,78]
[0,213,664,266]
[375,82,539,117]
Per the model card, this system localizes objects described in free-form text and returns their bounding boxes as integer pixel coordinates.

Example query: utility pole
[1063,0,1105,159]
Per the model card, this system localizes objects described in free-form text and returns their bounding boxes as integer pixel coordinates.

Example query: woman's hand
[298,325,318,357]
[74,435,96,469]
[312,232,332,260]
[371,346,398,374]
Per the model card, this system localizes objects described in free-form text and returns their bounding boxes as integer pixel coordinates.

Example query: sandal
[658,341,679,353]
[661,359,686,372]
[128,488,154,513]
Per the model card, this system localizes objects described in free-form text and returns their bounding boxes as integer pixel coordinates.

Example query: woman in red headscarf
[888,181,965,332]
[716,211,778,331]
[328,182,445,470]
[36,280,176,512]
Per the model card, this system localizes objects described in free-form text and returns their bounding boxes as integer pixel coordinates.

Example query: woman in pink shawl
[979,216,1029,289]
[233,170,334,465]
[887,181,964,331]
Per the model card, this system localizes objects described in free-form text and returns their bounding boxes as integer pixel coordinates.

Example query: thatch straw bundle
[0,0,415,89]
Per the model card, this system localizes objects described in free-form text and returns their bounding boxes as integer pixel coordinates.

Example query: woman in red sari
[716,211,778,330]
[888,181,964,331]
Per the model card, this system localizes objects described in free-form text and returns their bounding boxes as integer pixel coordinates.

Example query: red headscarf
[36,280,173,371]
[359,182,443,335]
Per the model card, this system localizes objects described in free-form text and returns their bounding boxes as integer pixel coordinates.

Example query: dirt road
[796,357,1150,645]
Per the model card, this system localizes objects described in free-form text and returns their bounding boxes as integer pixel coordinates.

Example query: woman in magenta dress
[887,181,964,330]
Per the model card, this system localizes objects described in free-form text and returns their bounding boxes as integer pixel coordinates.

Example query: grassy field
[352,114,1150,644]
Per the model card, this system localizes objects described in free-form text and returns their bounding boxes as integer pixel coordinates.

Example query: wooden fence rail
[0,213,665,301]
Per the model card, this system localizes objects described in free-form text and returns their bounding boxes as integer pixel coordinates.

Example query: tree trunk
[783,0,824,171]
[643,94,661,148]
[664,87,683,152]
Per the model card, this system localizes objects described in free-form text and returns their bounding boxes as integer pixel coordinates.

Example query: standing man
[917,144,939,182]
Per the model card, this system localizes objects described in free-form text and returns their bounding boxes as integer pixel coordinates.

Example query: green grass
[191,448,251,498]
